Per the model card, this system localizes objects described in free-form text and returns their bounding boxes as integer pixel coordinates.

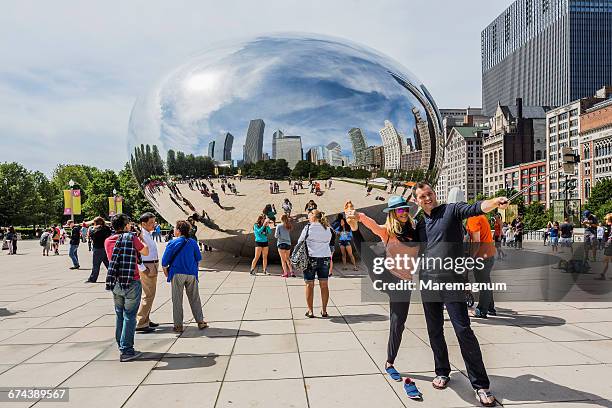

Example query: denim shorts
[550,237,559,247]
[339,240,351,247]
[303,257,330,281]
[277,243,291,250]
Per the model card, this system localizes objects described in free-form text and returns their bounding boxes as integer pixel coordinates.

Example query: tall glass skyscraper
[348,128,367,167]
[481,0,612,115]
[214,132,234,162]
[244,119,265,164]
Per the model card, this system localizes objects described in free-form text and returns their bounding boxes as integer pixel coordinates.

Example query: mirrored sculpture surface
[128,33,444,257]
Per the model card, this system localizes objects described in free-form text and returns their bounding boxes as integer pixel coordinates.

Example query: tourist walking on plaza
[559,217,574,253]
[104,213,149,362]
[544,221,551,246]
[493,214,505,260]
[598,213,612,280]
[154,222,162,242]
[466,213,497,318]
[135,212,160,333]
[86,217,112,283]
[275,214,295,278]
[550,221,560,253]
[162,220,208,333]
[413,181,505,406]
[282,198,293,218]
[335,217,358,271]
[6,226,17,255]
[87,223,94,251]
[52,224,60,255]
[297,209,332,318]
[251,214,271,275]
[40,228,52,256]
[597,222,605,250]
[582,210,599,261]
[67,220,81,269]
[263,204,277,226]
[514,216,524,249]
[345,196,422,397]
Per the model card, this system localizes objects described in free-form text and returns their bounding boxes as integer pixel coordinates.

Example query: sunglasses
[395,208,410,215]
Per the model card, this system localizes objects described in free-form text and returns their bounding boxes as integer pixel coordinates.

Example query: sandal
[385,365,402,382]
[475,389,498,407]
[403,378,422,400]
[305,311,314,318]
[321,311,329,318]
[432,375,450,389]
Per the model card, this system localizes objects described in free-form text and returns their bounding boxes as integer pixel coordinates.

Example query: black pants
[473,257,495,314]
[422,301,489,389]
[515,233,523,249]
[89,247,109,282]
[388,301,410,365]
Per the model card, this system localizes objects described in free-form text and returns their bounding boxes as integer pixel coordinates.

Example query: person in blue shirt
[162,220,207,333]
[251,214,272,275]
[335,218,358,271]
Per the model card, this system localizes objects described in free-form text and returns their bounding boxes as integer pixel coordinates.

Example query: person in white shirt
[597,223,605,250]
[297,209,332,318]
[136,212,160,333]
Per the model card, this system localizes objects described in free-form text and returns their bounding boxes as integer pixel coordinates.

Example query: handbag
[290,224,310,272]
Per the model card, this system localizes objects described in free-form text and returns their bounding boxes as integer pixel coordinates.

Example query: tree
[586,179,612,220]
[83,170,120,219]
[31,171,61,226]
[118,163,159,221]
[523,201,548,230]
[0,162,39,226]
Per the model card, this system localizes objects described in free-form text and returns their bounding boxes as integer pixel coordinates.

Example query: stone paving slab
[0,240,611,407]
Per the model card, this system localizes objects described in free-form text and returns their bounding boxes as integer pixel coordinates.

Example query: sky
[0,0,511,175]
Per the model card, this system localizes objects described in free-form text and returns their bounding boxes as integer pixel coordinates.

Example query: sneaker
[488,309,497,316]
[120,350,142,362]
[69,265,80,270]
[250,269,256,276]
[149,321,160,328]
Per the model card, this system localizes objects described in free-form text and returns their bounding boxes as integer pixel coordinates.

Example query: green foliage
[242,159,291,179]
[130,144,165,184]
[82,170,120,219]
[523,201,548,230]
[0,162,39,226]
[586,179,612,220]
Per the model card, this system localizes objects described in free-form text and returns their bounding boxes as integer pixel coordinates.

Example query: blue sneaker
[385,365,402,382]
[404,378,422,400]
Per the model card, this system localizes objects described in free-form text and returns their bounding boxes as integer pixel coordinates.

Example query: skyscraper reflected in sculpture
[128,34,444,258]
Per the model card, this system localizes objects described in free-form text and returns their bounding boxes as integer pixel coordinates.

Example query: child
[505,226,515,248]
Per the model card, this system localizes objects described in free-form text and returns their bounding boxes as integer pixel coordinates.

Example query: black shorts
[339,240,351,247]
[277,243,291,250]
[255,241,269,247]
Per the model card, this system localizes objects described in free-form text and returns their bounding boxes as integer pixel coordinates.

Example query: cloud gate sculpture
[128,33,444,258]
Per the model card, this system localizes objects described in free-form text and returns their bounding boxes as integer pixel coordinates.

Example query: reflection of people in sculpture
[210,190,223,209]
[305,200,317,214]
[169,194,188,215]
[250,214,271,275]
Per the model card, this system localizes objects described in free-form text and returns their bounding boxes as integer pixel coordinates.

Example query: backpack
[40,233,49,247]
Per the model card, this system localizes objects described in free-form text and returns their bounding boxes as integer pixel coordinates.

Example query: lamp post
[68,179,75,222]
[112,189,117,216]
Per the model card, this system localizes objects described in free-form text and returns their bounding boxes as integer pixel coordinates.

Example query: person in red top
[104,214,149,362]
[466,214,497,318]
[492,214,505,260]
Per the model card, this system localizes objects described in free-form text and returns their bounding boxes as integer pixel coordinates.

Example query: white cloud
[0,0,510,173]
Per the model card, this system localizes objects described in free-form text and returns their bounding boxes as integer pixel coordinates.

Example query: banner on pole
[72,189,81,215]
[109,196,123,216]
[63,190,72,215]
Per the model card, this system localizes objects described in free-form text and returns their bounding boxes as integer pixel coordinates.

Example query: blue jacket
[161,237,202,282]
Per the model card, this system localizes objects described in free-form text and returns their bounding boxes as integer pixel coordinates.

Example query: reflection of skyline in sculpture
[379,120,405,170]
[275,135,303,169]
[243,119,265,164]
[127,34,439,164]
[412,107,431,169]
[128,34,445,256]
[214,132,234,162]
[349,128,367,167]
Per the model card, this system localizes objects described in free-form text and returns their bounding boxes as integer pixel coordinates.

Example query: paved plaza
[1,241,612,407]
